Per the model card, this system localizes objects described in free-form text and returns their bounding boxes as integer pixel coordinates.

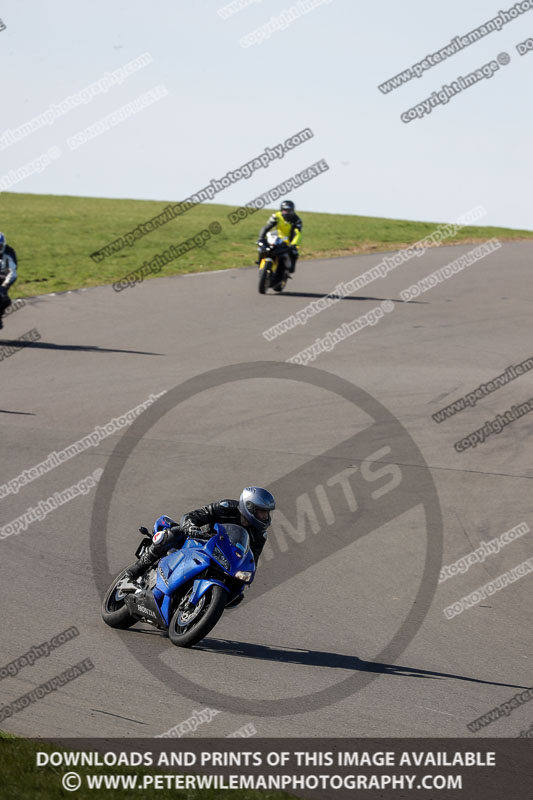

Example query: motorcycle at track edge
[101,516,255,648]
[257,231,291,294]
[0,287,11,329]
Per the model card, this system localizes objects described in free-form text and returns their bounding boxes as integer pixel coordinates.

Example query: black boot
[121,550,158,591]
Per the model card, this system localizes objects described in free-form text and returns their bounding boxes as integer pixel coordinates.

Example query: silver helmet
[238,487,276,533]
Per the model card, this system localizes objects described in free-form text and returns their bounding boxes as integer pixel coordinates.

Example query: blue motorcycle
[101,516,255,647]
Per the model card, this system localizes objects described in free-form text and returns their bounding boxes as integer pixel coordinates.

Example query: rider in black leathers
[0,233,18,329]
[121,487,276,591]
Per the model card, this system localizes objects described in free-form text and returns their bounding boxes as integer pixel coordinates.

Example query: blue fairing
[234,548,255,574]
[152,514,178,535]
[152,586,168,622]
[156,543,211,597]
[146,519,256,627]
[189,578,230,605]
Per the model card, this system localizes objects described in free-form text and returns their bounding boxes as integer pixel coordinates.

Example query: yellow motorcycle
[257,232,291,294]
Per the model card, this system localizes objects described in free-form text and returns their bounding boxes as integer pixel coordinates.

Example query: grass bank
[1,192,531,297]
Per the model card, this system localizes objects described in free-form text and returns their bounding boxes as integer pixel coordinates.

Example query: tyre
[101,565,137,629]
[168,584,228,648]
[258,259,272,294]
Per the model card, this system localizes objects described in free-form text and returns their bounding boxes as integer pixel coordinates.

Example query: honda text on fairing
[257,231,292,294]
[101,516,255,647]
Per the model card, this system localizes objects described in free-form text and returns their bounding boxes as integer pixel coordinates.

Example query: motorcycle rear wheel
[101,565,137,629]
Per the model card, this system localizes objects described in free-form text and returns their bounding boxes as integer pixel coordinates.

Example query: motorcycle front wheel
[258,258,272,294]
[168,584,227,648]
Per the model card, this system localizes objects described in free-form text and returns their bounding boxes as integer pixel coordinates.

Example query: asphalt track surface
[1,241,531,739]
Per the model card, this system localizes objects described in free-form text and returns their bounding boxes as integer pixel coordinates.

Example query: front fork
[259,253,279,273]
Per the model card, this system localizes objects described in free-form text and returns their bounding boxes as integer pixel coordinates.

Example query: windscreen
[221,524,250,556]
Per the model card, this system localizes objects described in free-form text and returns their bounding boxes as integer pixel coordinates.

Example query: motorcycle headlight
[213,546,230,571]
[235,570,253,582]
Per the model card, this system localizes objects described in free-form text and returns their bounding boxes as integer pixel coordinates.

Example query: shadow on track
[192,638,529,691]
[0,340,162,356]
[272,291,427,304]
[0,409,36,415]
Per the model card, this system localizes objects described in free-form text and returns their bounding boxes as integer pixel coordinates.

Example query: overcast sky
[1,0,531,229]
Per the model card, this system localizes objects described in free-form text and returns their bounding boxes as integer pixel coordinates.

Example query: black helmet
[238,487,276,534]
[280,200,296,221]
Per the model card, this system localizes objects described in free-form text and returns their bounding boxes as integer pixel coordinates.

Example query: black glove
[257,239,266,249]
[187,524,211,540]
